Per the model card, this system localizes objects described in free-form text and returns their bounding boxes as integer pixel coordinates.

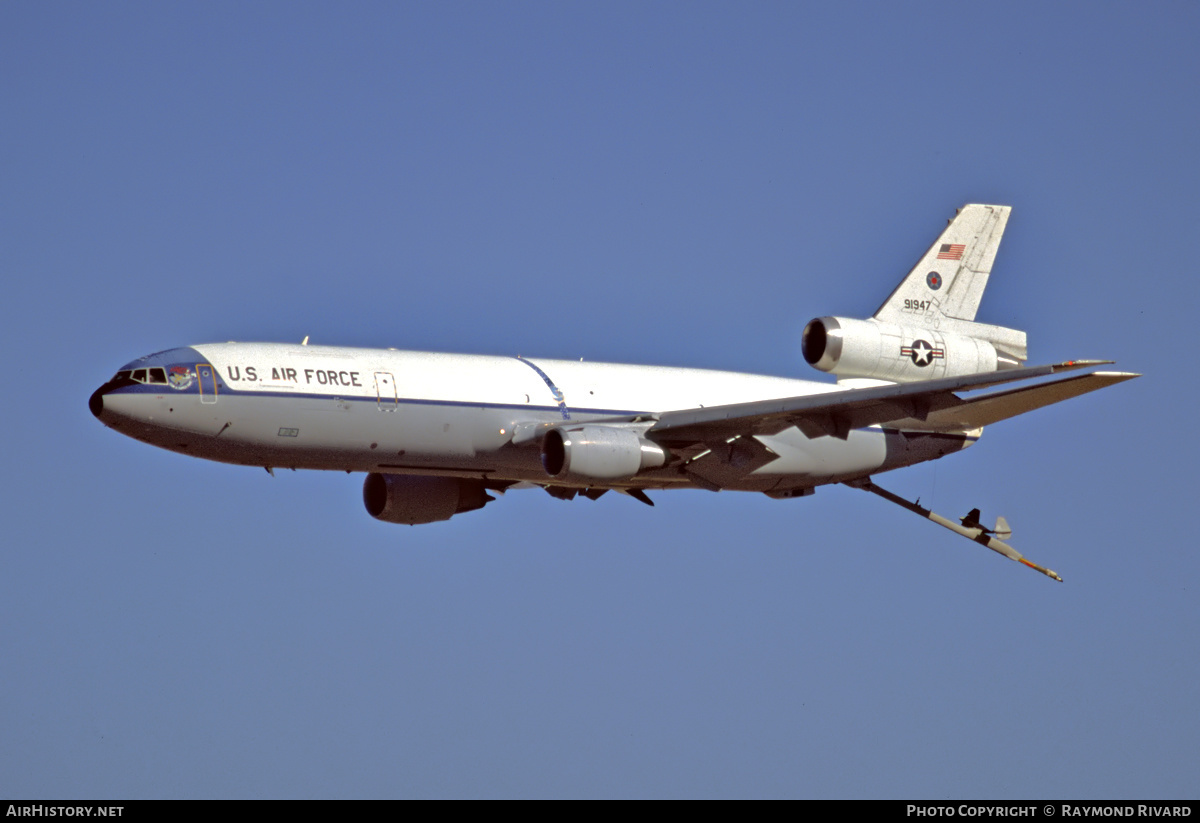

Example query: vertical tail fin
[874,204,1011,324]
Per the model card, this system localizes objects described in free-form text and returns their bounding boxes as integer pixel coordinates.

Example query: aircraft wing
[647,360,1138,444]
[880,370,1137,431]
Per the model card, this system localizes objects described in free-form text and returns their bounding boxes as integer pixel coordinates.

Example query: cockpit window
[128,367,168,385]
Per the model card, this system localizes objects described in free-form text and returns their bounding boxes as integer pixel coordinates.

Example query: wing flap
[681,434,779,488]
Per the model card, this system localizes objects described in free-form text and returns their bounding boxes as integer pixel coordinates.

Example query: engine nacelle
[363,473,493,525]
[541,426,668,482]
[802,316,1021,383]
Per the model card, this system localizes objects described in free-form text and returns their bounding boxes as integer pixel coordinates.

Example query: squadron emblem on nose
[168,366,194,390]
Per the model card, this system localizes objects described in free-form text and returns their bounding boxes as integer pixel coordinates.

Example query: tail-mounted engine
[541,425,668,483]
[802,316,1025,383]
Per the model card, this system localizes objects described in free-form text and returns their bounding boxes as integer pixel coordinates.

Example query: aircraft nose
[89,384,107,418]
[91,365,156,421]
[90,374,132,419]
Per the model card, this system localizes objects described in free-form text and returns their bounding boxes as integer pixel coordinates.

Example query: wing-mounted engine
[363,473,494,525]
[802,316,1025,383]
[541,425,669,483]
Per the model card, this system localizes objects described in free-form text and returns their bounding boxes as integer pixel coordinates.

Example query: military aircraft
[90,204,1136,580]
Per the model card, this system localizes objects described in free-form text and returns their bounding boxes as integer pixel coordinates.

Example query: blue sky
[2,1,1197,798]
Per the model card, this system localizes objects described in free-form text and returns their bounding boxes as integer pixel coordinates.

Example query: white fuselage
[91,342,973,495]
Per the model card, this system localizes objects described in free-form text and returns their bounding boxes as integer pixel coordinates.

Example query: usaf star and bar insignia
[901,339,945,367]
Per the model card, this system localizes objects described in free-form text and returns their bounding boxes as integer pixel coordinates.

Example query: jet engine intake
[363,473,493,525]
[802,316,1021,383]
[541,426,668,482]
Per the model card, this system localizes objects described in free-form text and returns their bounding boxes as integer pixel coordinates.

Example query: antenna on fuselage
[301,336,310,346]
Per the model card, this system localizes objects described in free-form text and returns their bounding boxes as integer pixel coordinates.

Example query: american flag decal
[937,243,966,260]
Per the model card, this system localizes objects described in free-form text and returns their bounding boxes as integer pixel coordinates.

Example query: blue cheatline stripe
[102,381,643,418]
[514,356,571,420]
